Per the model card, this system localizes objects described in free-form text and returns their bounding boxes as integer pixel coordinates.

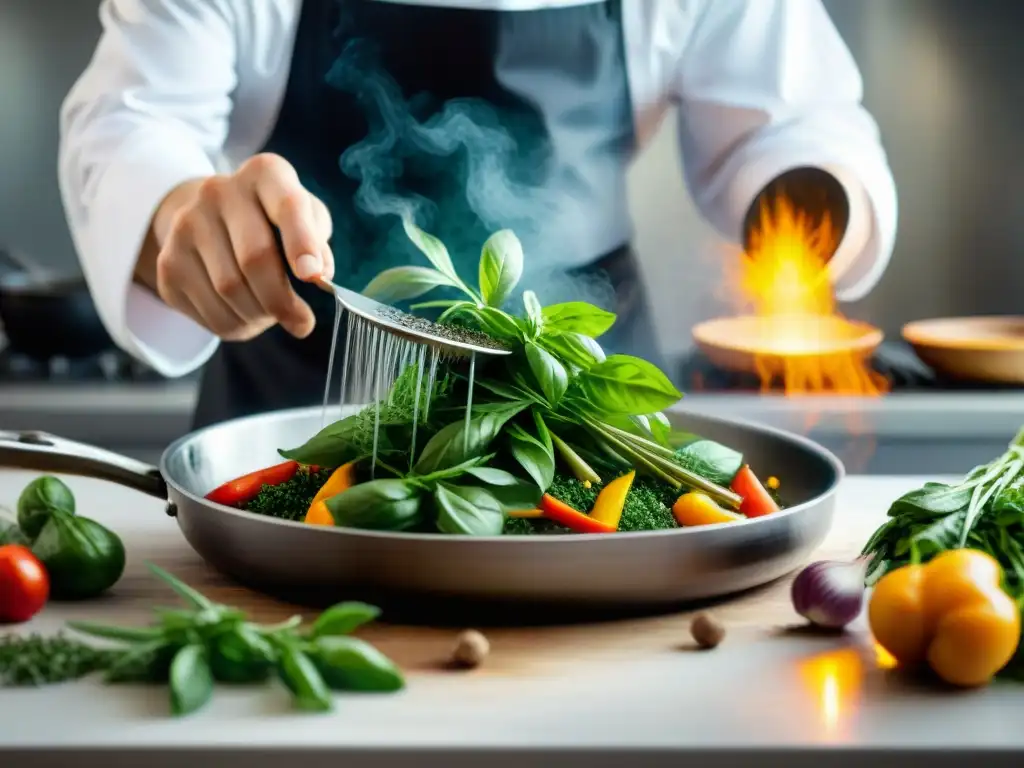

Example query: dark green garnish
[245,468,333,521]
[0,564,403,717]
[0,633,117,686]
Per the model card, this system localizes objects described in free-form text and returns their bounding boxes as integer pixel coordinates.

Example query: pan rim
[692,315,882,359]
[903,315,1024,352]
[159,404,845,545]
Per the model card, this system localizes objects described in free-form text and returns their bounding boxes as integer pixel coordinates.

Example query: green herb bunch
[2,563,404,717]
[861,427,1024,679]
[279,217,745,535]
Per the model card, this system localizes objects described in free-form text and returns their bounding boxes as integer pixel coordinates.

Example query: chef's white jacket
[59,0,898,378]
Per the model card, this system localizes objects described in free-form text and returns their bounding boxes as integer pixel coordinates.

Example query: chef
[59,0,897,429]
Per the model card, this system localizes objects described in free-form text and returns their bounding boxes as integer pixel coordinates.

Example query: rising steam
[323,39,616,311]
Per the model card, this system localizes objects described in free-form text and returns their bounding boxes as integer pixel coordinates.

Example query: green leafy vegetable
[861,427,1024,680]
[169,645,214,716]
[579,355,682,416]
[525,342,568,406]
[523,290,543,336]
[309,636,405,692]
[1,563,403,715]
[362,266,458,303]
[413,402,529,475]
[310,602,382,638]
[508,422,555,491]
[478,229,524,308]
[434,484,505,536]
[673,440,743,487]
[325,480,424,531]
[541,302,616,338]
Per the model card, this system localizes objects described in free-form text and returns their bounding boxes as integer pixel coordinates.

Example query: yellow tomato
[868,549,1020,687]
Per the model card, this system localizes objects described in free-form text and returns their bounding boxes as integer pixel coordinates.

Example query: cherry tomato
[0,545,49,623]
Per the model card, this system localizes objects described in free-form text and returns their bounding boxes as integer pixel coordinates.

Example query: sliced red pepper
[205,460,300,506]
[539,494,616,534]
[730,465,780,518]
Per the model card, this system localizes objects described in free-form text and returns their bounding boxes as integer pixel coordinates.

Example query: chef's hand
[136,152,334,342]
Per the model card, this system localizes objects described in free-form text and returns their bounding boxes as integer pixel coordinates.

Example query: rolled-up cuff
[708,129,898,305]
[80,129,220,377]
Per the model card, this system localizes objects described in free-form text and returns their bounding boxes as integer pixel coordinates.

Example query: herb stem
[550,432,601,485]
[585,422,681,490]
[587,420,742,508]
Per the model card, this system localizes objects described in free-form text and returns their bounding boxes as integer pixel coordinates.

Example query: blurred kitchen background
[2,0,1023,471]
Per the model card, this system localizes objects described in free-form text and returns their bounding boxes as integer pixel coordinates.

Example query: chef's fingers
[222,189,316,339]
[242,154,327,283]
[186,205,266,324]
[159,247,254,341]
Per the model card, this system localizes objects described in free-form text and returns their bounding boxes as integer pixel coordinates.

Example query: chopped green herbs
[0,564,403,717]
[0,633,117,686]
[244,468,333,521]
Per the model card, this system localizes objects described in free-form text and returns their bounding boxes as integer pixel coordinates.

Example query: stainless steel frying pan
[0,406,843,607]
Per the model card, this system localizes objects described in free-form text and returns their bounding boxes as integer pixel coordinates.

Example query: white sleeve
[673,0,898,302]
[58,0,238,377]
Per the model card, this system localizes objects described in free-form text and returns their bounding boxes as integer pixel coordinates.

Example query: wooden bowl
[692,315,883,376]
[902,316,1024,384]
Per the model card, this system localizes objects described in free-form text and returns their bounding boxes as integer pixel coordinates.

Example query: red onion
[791,556,872,629]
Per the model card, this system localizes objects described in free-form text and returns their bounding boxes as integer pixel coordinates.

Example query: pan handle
[0,430,167,499]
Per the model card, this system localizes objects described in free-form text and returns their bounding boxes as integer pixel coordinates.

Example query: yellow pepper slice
[672,492,744,527]
[304,461,357,525]
[304,500,334,526]
[590,471,635,529]
[508,508,544,519]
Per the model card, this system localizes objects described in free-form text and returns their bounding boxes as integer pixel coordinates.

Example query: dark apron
[193,0,662,429]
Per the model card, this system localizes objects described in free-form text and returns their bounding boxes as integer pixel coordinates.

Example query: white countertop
[0,470,1020,766]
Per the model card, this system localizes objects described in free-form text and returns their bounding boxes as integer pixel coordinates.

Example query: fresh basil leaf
[674,440,743,486]
[413,402,529,474]
[523,290,543,336]
[311,602,381,638]
[105,639,179,684]
[463,467,520,486]
[474,378,543,405]
[889,483,972,519]
[526,342,568,406]
[540,331,605,370]
[209,625,275,684]
[169,644,214,717]
[434,484,505,536]
[278,645,333,712]
[478,229,524,308]
[309,636,405,692]
[402,216,459,284]
[579,354,682,415]
[325,480,424,531]
[540,302,616,338]
[278,414,376,467]
[533,411,554,453]
[507,423,555,491]
[361,266,456,303]
[475,307,523,343]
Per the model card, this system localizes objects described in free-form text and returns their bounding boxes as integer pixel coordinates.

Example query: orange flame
[729,196,888,398]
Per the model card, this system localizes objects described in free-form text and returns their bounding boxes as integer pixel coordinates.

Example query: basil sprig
[63,564,403,717]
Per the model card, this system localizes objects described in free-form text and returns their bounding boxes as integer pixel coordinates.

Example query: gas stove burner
[676,341,1024,393]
